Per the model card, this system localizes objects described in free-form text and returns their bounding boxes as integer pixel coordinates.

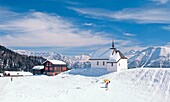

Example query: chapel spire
[112,39,115,48]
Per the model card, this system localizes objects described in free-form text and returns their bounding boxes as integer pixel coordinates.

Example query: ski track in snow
[131,68,149,88]
[1,68,170,102]
[148,69,160,90]
[149,69,166,101]
[165,79,170,102]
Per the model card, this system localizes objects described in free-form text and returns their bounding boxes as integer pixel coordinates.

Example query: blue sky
[0,0,170,56]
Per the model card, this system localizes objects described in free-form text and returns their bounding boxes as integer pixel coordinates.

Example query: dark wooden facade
[33,69,44,75]
[43,61,67,76]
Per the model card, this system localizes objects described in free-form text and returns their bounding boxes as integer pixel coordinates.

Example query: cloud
[0,8,20,21]
[0,11,110,47]
[165,42,170,47]
[69,7,170,24]
[151,0,169,4]
[83,23,93,26]
[69,7,110,20]
[162,25,170,31]
[111,8,170,24]
[123,32,135,37]
[113,39,144,53]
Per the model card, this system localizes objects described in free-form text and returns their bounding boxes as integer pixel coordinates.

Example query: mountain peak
[127,46,170,68]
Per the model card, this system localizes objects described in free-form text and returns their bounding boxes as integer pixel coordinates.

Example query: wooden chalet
[43,60,67,76]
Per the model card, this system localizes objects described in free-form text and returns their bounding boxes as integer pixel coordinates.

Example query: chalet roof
[32,66,44,70]
[90,48,127,62]
[43,60,66,65]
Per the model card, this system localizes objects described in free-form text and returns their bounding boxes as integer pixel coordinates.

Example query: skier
[104,79,110,90]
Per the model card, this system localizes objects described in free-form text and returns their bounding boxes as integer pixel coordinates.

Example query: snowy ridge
[0,68,170,102]
[14,46,170,69]
[126,46,170,68]
[14,50,91,69]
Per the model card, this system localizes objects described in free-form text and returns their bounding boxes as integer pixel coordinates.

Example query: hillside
[0,45,46,72]
[0,68,170,102]
[126,47,170,68]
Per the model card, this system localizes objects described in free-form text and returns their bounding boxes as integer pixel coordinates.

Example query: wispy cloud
[111,8,170,24]
[114,39,144,53]
[162,25,170,31]
[83,23,93,26]
[69,7,170,24]
[0,8,20,21]
[69,7,110,20]
[123,32,136,37]
[0,10,110,47]
[151,0,169,4]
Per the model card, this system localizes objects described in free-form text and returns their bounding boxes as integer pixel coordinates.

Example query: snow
[0,73,3,77]
[43,60,66,65]
[91,48,124,63]
[91,48,112,59]
[127,46,170,68]
[32,66,44,70]
[160,47,170,56]
[108,52,121,62]
[4,71,33,76]
[0,68,170,102]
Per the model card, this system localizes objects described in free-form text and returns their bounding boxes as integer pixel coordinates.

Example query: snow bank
[0,73,3,77]
[4,71,33,76]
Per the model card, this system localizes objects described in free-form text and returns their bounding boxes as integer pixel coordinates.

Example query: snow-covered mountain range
[14,50,91,69]
[125,47,170,68]
[14,46,170,69]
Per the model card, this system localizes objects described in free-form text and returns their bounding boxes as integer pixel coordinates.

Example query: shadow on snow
[68,68,111,77]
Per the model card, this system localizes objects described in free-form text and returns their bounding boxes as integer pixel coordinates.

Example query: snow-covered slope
[14,50,91,69]
[0,68,170,102]
[126,47,170,68]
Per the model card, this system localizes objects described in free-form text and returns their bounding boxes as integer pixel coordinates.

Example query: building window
[49,67,53,72]
[45,67,48,71]
[97,61,99,65]
[119,63,120,66]
[62,67,67,71]
[54,67,57,71]
[48,63,51,67]
[103,61,105,65]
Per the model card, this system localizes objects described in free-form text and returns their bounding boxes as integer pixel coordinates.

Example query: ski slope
[0,68,170,102]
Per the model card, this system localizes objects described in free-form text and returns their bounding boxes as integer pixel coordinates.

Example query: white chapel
[89,41,128,72]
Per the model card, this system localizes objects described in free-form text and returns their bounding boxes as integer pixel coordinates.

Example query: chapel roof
[90,48,127,61]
